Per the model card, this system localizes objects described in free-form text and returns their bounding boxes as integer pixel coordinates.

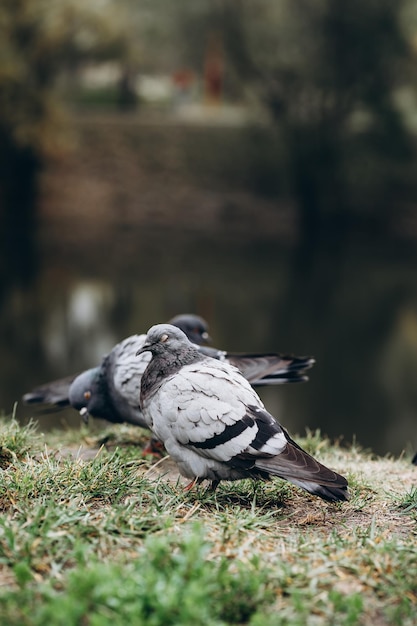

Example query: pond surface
[1,114,417,458]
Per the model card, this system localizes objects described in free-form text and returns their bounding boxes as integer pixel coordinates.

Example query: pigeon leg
[142,437,165,458]
[184,477,208,491]
[184,477,219,492]
[184,477,198,491]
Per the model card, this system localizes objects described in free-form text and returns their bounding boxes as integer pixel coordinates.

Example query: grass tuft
[1,527,273,625]
[0,411,40,468]
[397,486,417,519]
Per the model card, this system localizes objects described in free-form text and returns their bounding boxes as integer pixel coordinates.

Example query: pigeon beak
[79,407,89,424]
[201,331,212,344]
[136,342,152,356]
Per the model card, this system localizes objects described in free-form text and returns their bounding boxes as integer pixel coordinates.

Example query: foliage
[1,528,273,626]
[225,0,414,120]
[216,0,417,219]
[0,0,132,292]
[0,0,129,158]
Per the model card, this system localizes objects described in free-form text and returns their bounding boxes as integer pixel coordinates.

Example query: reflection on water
[43,282,117,367]
[1,117,417,457]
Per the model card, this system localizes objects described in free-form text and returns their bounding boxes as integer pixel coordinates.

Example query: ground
[0,418,416,625]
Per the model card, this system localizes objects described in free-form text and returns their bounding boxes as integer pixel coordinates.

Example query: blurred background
[1,0,417,456]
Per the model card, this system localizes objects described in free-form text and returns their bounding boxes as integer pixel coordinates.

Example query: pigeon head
[136,324,196,358]
[168,314,212,345]
[68,367,112,423]
[137,324,203,398]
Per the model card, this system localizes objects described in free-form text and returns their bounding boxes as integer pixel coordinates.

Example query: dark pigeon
[23,314,314,429]
[168,314,212,345]
[137,324,348,502]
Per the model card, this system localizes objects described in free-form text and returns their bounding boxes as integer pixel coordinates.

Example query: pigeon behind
[23,314,314,428]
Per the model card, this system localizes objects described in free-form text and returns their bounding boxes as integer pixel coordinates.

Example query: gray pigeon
[137,324,348,502]
[23,314,314,429]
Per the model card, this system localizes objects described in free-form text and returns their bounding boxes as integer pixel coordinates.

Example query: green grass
[398,486,417,520]
[0,416,416,625]
[0,412,40,467]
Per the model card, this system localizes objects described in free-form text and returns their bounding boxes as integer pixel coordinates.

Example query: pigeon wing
[224,353,315,385]
[197,347,315,385]
[148,361,288,462]
[232,406,348,499]
[106,334,151,427]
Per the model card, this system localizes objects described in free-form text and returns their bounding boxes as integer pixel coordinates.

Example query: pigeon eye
[160,333,169,343]
[84,391,91,400]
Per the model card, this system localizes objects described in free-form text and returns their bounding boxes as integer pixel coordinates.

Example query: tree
[219,0,415,226]
[0,0,130,293]
[212,1,417,430]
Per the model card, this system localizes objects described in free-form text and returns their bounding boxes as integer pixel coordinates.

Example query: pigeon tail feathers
[252,444,349,502]
[22,375,77,407]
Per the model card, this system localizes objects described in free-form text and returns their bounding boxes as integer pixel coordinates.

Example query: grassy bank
[0,416,416,625]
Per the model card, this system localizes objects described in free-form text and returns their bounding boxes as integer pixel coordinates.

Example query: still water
[1,115,417,457]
